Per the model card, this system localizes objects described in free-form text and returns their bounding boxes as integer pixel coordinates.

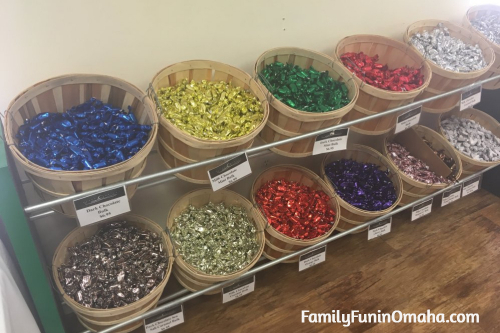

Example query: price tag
[395,106,422,134]
[460,86,482,111]
[368,217,392,240]
[299,245,327,271]
[144,305,184,333]
[462,175,481,197]
[74,186,130,226]
[222,275,255,303]
[312,129,349,155]
[208,153,251,192]
[441,184,462,207]
[411,198,433,221]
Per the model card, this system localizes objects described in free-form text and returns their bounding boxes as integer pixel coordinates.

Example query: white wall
[1,0,498,113]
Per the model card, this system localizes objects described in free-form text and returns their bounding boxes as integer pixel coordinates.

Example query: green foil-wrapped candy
[171,203,259,275]
[157,79,264,140]
[259,62,350,112]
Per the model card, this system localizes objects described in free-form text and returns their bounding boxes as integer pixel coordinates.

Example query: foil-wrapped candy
[171,203,259,275]
[157,79,264,140]
[410,23,487,72]
[387,142,450,184]
[57,222,169,309]
[471,13,500,45]
[441,116,500,162]
[423,138,458,181]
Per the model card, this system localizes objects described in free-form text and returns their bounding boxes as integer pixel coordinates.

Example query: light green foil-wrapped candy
[157,79,264,140]
[171,202,259,275]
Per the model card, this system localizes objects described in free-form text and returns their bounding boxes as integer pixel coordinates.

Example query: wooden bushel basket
[52,214,173,333]
[438,108,500,179]
[251,165,340,263]
[4,74,157,217]
[404,20,495,113]
[254,47,359,157]
[320,144,403,223]
[334,35,432,135]
[464,5,500,90]
[382,126,463,205]
[166,188,265,292]
[151,60,269,184]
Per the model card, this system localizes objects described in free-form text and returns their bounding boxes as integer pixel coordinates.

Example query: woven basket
[52,214,173,333]
[404,20,495,113]
[254,47,359,157]
[320,144,403,222]
[464,5,500,90]
[151,60,269,183]
[438,108,500,179]
[4,74,157,217]
[166,188,265,292]
[251,165,340,262]
[334,35,432,135]
[382,126,462,204]
[336,216,368,234]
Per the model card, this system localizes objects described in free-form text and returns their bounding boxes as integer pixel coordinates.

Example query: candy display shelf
[1,75,499,333]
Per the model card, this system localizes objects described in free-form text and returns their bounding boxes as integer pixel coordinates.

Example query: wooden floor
[164,190,500,333]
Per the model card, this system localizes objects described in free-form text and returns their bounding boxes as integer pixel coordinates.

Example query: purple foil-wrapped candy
[324,159,397,211]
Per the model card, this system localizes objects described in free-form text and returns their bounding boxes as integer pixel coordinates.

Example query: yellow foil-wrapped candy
[157,79,264,140]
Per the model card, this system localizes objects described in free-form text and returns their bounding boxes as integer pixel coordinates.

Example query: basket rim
[250,164,341,245]
[4,73,158,178]
[166,188,266,279]
[253,46,359,120]
[151,59,270,147]
[334,34,433,97]
[320,144,404,215]
[438,108,500,167]
[51,214,173,314]
[404,19,496,78]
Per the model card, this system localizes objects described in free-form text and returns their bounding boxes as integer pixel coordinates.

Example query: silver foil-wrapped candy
[172,203,259,275]
[441,116,500,162]
[57,222,169,309]
[410,23,487,72]
[471,13,500,45]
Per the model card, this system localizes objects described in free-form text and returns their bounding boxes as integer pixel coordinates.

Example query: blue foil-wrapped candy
[16,98,151,171]
[324,159,397,211]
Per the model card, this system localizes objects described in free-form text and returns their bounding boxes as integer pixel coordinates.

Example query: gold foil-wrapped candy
[157,79,264,140]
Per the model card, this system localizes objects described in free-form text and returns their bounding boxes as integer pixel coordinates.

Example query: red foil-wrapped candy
[340,52,424,92]
[255,179,336,240]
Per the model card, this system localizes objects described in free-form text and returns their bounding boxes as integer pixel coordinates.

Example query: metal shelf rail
[1,73,498,333]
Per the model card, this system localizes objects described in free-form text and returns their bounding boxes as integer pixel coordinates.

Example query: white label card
[462,176,481,197]
[411,198,433,221]
[312,129,349,155]
[460,86,482,111]
[368,217,392,240]
[74,186,130,226]
[208,153,252,192]
[441,184,462,207]
[222,276,255,303]
[299,246,327,271]
[144,305,184,333]
[395,106,422,134]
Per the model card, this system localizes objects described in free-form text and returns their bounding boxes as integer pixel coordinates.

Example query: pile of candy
[410,23,487,72]
[172,203,259,275]
[324,159,397,211]
[16,98,151,170]
[471,13,500,45]
[340,52,424,91]
[423,138,458,181]
[387,142,450,184]
[58,222,169,309]
[259,62,350,112]
[157,79,264,140]
[255,179,336,240]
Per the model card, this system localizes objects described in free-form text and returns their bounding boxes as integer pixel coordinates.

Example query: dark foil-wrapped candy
[16,98,151,171]
[57,222,169,309]
[324,159,397,211]
[259,62,350,112]
[423,138,458,181]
